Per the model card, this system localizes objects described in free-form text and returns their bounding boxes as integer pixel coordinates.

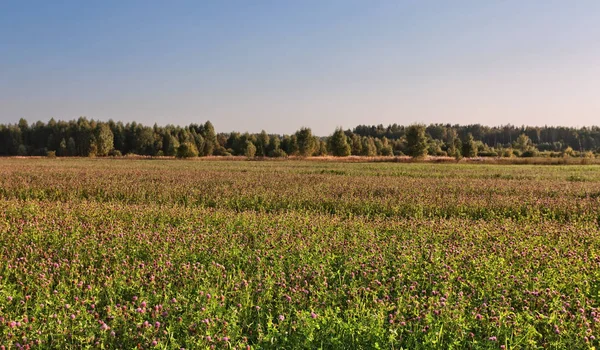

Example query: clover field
[2,159,600,349]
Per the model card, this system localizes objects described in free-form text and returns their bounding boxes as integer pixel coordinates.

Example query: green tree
[452,138,463,160]
[67,137,77,156]
[267,135,281,155]
[317,140,328,156]
[193,133,205,156]
[164,135,179,156]
[295,128,316,157]
[256,130,270,156]
[75,118,94,156]
[135,126,155,155]
[361,137,377,156]
[95,123,114,156]
[226,132,243,155]
[244,140,256,158]
[2,126,23,155]
[282,135,299,155]
[88,136,98,157]
[406,124,428,158]
[462,133,477,158]
[350,134,363,155]
[201,121,216,156]
[380,137,393,156]
[515,133,532,152]
[328,128,351,156]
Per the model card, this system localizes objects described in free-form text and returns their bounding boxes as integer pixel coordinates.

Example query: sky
[1,1,599,135]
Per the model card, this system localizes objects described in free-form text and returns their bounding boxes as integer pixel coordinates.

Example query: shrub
[176,142,199,158]
[46,150,56,158]
[562,147,574,157]
[521,149,538,157]
[213,146,230,156]
[501,148,513,157]
[269,149,288,158]
[478,151,498,157]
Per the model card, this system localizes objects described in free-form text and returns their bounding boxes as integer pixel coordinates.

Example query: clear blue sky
[1,1,599,135]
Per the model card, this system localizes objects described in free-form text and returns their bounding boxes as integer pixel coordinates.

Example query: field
[1,159,600,349]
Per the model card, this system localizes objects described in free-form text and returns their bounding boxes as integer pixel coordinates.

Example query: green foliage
[256,130,270,156]
[521,149,539,157]
[65,137,76,156]
[268,135,281,154]
[201,121,216,156]
[269,148,287,157]
[108,149,122,157]
[95,123,114,156]
[165,135,179,156]
[315,139,328,156]
[379,137,394,156]
[57,138,67,157]
[244,140,256,158]
[406,124,428,158]
[176,142,199,158]
[562,146,574,157]
[501,148,514,158]
[295,127,316,157]
[282,134,299,156]
[134,126,155,155]
[5,118,600,159]
[361,136,377,156]
[462,133,477,158]
[328,128,351,156]
[350,134,362,155]
[515,133,532,152]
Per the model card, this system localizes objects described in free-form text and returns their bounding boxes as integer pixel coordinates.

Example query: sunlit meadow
[2,159,600,349]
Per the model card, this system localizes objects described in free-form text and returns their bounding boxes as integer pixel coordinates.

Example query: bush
[521,149,538,157]
[176,142,199,158]
[46,150,56,158]
[108,149,122,157]
[269,149,288,158]
[212,147,228,156]
[501,149,513,157]
[583,151,595,159]
[561,147,574,157]
[478,151,498,157]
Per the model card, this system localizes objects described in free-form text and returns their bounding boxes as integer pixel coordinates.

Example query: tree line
[1,118,599,158]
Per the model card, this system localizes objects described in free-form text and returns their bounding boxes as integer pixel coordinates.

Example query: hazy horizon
[2,1,599,135]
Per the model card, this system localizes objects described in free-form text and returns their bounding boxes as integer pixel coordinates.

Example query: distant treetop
[1,118,599,158]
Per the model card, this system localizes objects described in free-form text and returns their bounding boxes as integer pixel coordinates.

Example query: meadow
[1,158,600,349]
